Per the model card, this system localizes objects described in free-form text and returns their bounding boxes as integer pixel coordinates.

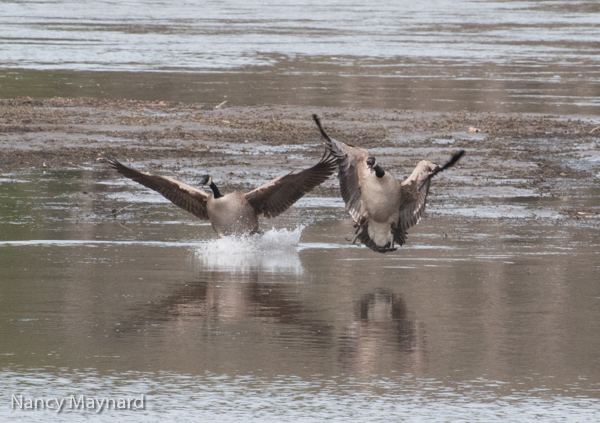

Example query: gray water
[1,0,600,113]
[1,167,600,421]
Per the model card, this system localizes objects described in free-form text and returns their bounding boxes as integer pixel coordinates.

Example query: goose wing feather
[392,169,432,245]
[312,115,369,221]
[392,151,464,244]
[245,150,337,218]
[108,160,210,220]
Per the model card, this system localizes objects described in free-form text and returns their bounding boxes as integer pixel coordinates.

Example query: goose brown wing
[245,150,337,218]
[395,169,431,235]
[312,114,369,222]
[108,160,210,220]
[392,151,464,245]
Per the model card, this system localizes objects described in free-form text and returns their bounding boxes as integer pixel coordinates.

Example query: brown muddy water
[2,0,600,421]
[1,156,600,421]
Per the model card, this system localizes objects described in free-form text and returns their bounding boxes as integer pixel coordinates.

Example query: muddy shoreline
[1,97,599,216]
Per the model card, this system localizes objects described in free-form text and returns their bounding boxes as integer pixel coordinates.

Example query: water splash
[192,226,305,274]
[196,226,305,253]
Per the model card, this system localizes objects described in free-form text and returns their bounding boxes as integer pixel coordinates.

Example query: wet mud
[1,97,599,217]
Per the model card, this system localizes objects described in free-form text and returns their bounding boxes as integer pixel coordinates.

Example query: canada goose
[108,150,337,237]
[313,114,464,253]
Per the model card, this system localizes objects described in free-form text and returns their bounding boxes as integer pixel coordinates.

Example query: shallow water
[1,0,600,113]
[1,168,600,421]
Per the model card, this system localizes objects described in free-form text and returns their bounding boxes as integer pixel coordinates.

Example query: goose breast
[360,173,401,223]
[207,192,258,236]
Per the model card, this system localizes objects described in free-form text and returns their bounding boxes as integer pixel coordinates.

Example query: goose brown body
[313,114,464,253]
[108,149,337,237]
[206,191,258,237]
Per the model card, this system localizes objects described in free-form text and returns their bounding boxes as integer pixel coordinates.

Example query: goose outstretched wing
[392,151,464,244]
[392,164,432,245]
[108,160,210,220]
[313,115,369,222]
[245,150,337,218]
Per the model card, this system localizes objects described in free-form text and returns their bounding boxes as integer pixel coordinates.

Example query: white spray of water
[192,226,305,274]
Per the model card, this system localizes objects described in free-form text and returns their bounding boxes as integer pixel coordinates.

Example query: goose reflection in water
[337,290,422,373]
[114,271,333,349]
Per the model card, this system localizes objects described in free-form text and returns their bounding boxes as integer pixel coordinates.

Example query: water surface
[1,168,600,421]
[1,0,600,113]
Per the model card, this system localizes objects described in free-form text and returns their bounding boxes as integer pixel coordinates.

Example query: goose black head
[199,174,212,186]
[199,174,223,198]
[366,157,385,178]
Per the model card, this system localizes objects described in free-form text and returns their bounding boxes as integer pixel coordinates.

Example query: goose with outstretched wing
[108,149,337,237]
[313,114,464,253]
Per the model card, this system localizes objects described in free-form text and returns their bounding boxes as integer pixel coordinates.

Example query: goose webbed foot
[349,224,366,245]
[345,232,361,245]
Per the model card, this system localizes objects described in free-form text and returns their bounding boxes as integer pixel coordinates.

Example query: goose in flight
[108,150,336,237]
[313,114,464,253]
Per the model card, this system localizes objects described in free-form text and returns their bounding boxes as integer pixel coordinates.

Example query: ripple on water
[2,370,600,423]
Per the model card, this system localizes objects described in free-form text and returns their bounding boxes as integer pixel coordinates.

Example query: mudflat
[1,96,599,217]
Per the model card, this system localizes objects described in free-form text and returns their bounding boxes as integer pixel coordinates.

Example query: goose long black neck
[374,164,385,178]
[209,181,223,199]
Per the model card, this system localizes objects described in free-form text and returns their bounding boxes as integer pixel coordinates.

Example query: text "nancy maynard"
[11,394,145,413]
